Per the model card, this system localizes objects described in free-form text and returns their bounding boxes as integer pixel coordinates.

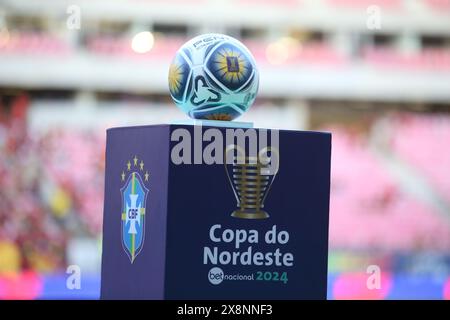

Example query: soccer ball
[168,34,259,121]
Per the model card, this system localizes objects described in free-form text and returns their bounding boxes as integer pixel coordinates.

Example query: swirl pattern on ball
[168,34,259,121]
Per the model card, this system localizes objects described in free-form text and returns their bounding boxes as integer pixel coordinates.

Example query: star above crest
[121,156,150,182]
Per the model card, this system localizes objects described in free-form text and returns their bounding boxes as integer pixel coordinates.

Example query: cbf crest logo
[120,156,150,263]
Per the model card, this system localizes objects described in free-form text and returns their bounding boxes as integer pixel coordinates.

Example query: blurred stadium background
[0,0,450,299]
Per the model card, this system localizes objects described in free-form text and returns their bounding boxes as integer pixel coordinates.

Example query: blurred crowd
[0,95,449,276]
[0,95,104,274]
[330,118,450,252]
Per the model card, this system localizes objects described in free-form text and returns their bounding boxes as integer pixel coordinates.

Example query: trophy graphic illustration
[225,145,280,219]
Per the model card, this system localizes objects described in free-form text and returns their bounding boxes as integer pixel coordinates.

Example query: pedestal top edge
[106,124,331,136]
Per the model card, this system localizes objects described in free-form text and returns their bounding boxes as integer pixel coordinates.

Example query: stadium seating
[3,31,448,72]
[363,47,450,70]
[327,0,402,10]
[2,113,449,274]
[0,32,70,56]
[329,127,450,251]
[390,113,450,202]
[425,0,450,11]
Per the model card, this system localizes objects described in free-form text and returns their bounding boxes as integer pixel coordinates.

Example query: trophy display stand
[100,124,331,299]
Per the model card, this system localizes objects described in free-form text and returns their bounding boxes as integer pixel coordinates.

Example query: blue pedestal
[101,124,331,299]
